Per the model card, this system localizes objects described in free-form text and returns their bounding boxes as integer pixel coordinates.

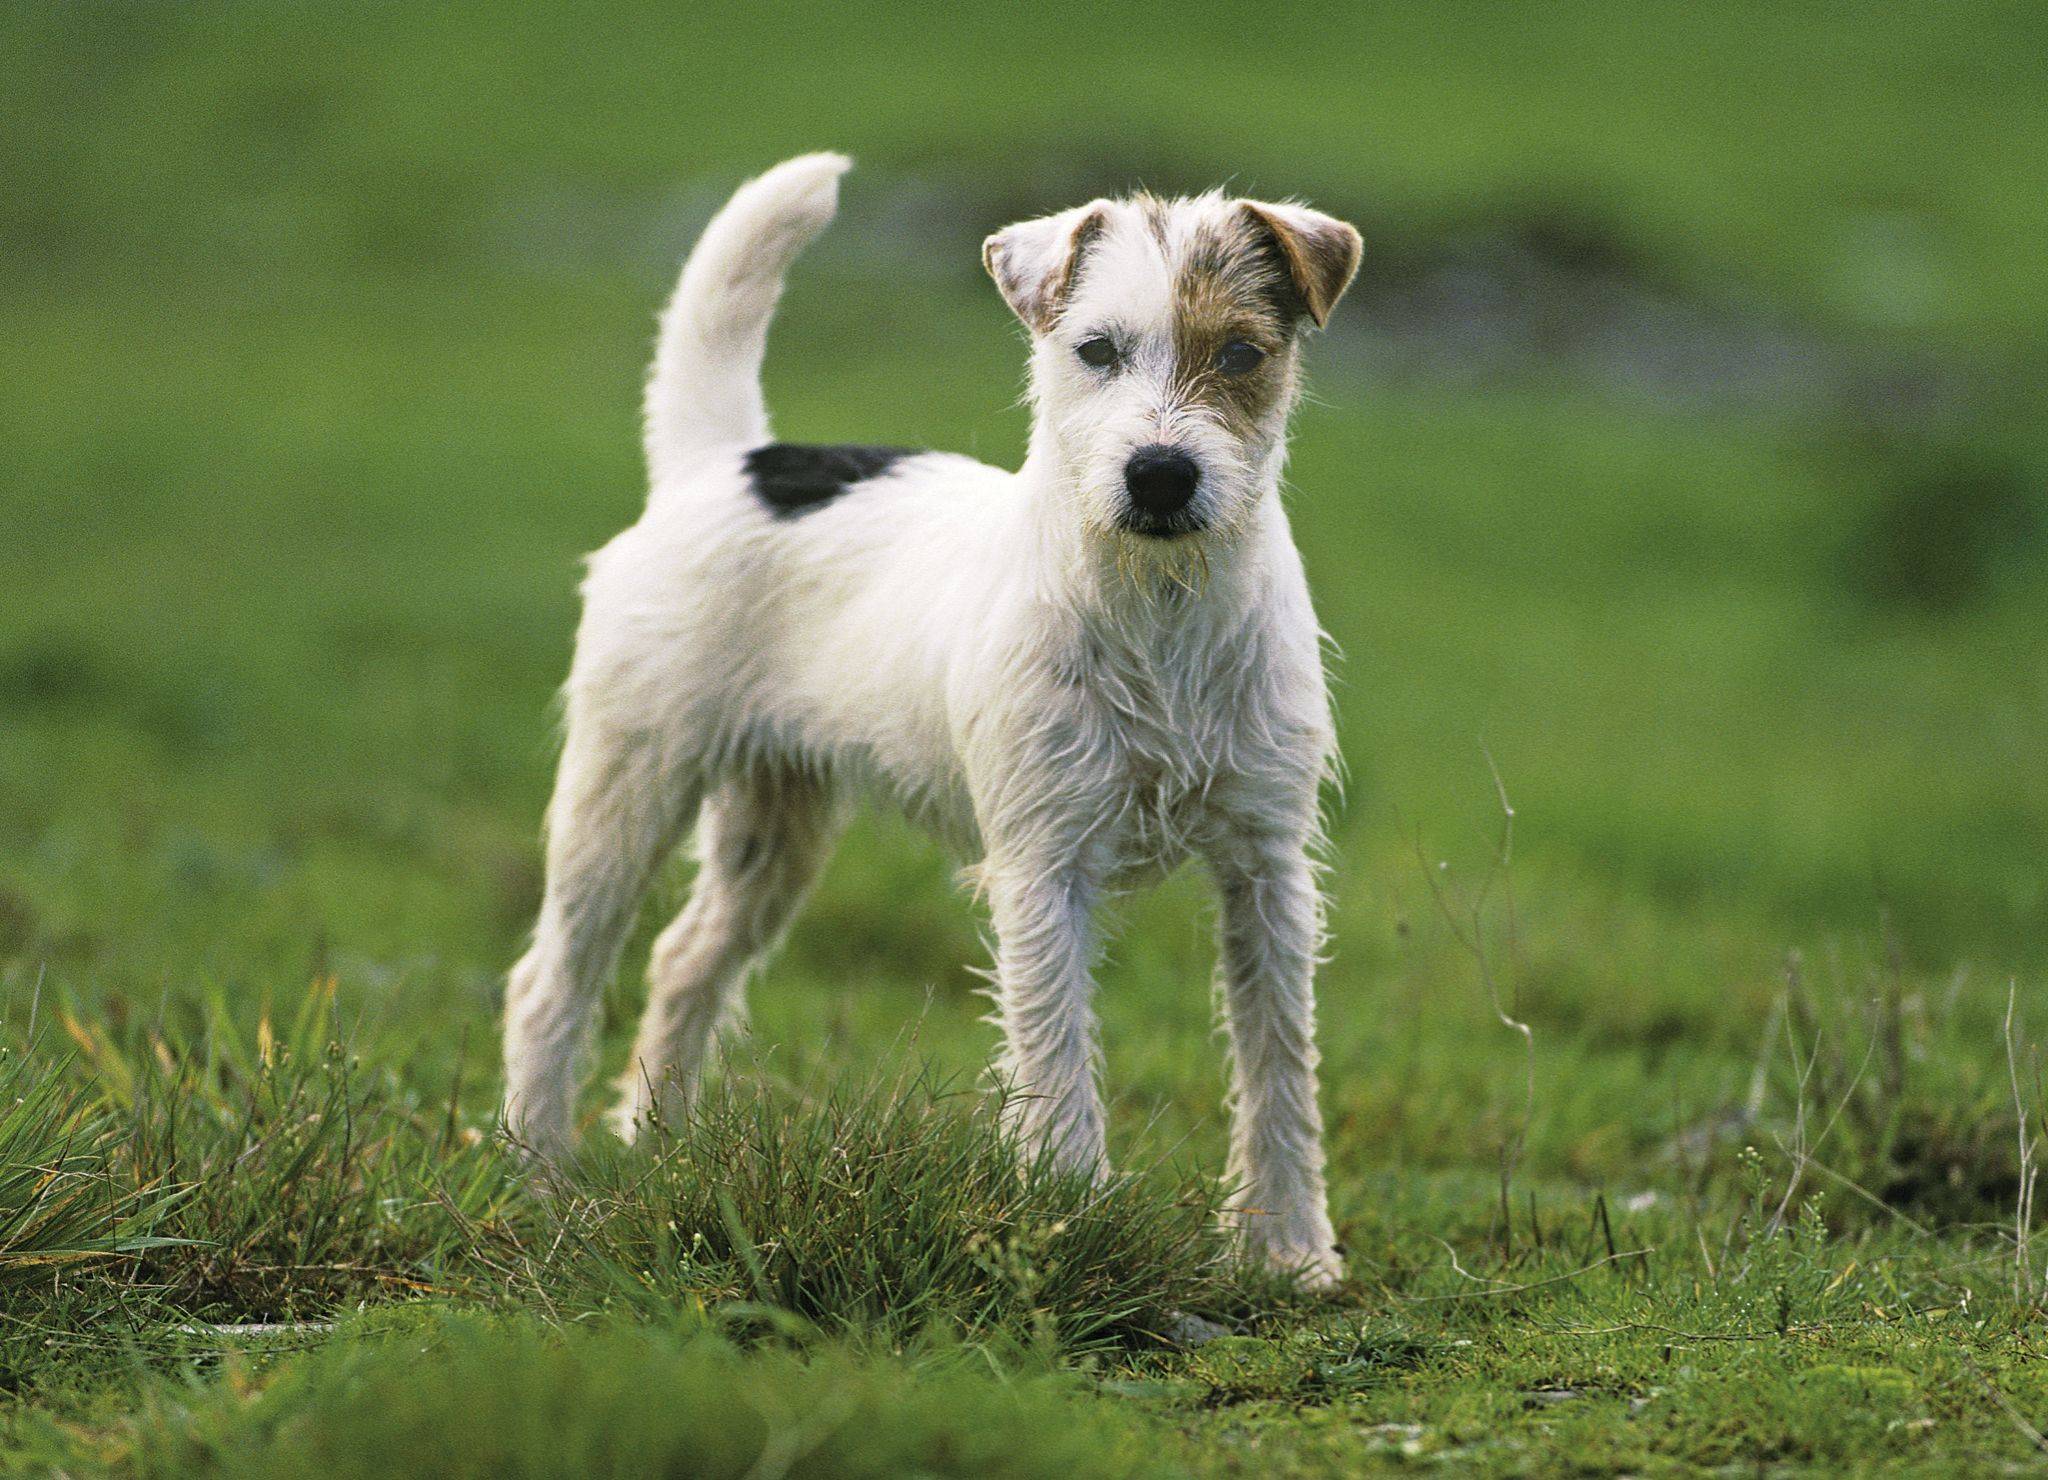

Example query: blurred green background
[3,3,2044,1190]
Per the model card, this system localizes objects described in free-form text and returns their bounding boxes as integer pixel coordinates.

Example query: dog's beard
[1111,525,1213,598]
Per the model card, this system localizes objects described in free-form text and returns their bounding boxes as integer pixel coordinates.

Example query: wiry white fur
[502,155,1350,1286]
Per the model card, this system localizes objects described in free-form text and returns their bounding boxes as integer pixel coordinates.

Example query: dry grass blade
[0,1044,184,1281]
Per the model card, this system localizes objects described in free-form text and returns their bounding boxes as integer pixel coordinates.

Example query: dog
[501,153,1361,1285]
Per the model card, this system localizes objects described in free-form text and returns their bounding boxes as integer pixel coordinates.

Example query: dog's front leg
[1208,829,1342,1288]
[984,861,1109,1178]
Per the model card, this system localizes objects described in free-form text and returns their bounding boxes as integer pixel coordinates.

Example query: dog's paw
[497,1102,576,1166]
[1286,1245,1347,1293]
[1228,1204,1345,1292]
[1242,1231,1345,1292]
[605,1092,651,1146]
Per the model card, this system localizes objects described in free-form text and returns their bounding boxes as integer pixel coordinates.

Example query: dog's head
[984,190,1359,545]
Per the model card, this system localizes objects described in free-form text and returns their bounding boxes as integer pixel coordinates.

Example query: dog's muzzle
[1120,445,1203,537]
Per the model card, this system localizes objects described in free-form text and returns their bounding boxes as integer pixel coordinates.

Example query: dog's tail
[642,152,852,484]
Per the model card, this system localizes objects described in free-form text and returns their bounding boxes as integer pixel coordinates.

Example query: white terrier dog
[502,153,1361,1285]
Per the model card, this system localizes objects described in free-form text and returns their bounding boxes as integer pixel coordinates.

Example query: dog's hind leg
[608,764,839,1140]
[502,713,701,1158]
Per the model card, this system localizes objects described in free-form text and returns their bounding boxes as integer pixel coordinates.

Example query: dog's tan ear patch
[1239,201,1362,328]
[982,202,1112,332]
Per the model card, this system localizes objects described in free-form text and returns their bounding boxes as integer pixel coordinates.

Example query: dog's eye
[1075,336,1120,370]
[1215,340,1265,376]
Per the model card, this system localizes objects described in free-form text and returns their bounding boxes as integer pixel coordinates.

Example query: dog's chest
[1060,626,1253,872]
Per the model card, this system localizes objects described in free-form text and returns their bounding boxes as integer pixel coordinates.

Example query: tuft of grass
[526,1064,1260,1350]
[52,984,525,1322]
[0,1043,178,1287]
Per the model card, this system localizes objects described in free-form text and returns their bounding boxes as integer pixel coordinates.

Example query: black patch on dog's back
[744,443,918,518]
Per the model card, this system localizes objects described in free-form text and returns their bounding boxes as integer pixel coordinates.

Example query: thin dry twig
[1792,1152,1935,1240]
[1395,1247,1653,1304]
[1760,969,1881,1248]
[1539,1316,1856,1345]
[1744,983,1788,1124]
[1413,751,1536,1249]
[2004,980,2038,1304]
[1475,751,1536,1127]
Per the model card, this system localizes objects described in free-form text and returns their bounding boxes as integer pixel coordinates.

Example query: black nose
[1123,446,1200,518]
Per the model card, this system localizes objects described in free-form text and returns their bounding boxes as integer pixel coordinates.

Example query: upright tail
[643,152,852,484]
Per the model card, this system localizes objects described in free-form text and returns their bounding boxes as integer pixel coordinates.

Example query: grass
[14,1309,1181,1479]
[10,995,1255,1348]
[0,1042,176,1288]
[16,1009,2048,1473]
[4,0,2048,1472]
[539,1067,1258,1348]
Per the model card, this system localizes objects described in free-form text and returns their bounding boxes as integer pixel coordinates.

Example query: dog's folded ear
[982,202,1112,332]
[1239,201,1362,328]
